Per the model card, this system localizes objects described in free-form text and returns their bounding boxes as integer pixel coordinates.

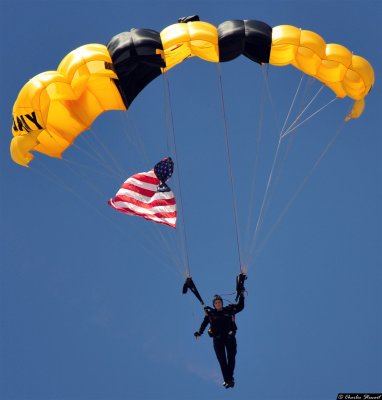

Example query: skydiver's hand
[194,331,202,338]
[203,305,213,314]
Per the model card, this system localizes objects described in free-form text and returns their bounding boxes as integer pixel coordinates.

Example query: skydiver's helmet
[212,294,223,307]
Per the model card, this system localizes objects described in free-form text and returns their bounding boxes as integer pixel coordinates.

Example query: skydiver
[193,281,245,389]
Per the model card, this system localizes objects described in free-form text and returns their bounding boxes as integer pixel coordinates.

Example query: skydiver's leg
[226,336,237,382]
[213,338,229,382]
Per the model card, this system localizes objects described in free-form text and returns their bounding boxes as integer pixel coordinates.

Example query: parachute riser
[182,277,205,306]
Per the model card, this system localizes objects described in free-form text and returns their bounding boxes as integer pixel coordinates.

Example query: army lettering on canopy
[12,112,43,133]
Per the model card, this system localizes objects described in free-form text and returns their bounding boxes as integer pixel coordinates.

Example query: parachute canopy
[11,17,374,167]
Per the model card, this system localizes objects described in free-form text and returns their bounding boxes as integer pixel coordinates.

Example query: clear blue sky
[1,1,381,400]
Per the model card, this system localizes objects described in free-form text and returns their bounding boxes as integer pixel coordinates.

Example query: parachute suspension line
[85,127,127,178]
[35,157,173,260]
[115,100,186,272]
[59,157,120,180]
[244,72,306,269]
[70,141,121,179]
[59,159,176,263]
[252,119,346,260]
[117,109,184,274]
[216,63,243,273]
[246,79,340,269]
[262,81,334,209]
[247,135,283,267]
[62,158,114,200]
[30,158,91,201]
[31,117,182,275]
[118,110,185,271]
[260,64,283,133]
[42,129,130,213]
[162,72,191,278]
[281,85,324,137]
[118,111,152,166]
[280,73,305,135]
[29,159,132,237]
[162,74,176,159]
[281,96,338,139]
[280,77,316,164]
[42,126,122,180]
[244,65,268,269]
[40,126,182,273]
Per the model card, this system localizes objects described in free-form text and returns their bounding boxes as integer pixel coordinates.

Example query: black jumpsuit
[197,294,244,383]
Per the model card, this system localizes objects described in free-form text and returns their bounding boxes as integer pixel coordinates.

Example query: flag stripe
[113,194,176,209]
[108,200,176,227]
[109,202,176,220]
[122,176,160,192]
[121,182,157,198]
[109,199,176,217]
[115,188,157,203]
[117,187,175,201]
[130,172,160,185]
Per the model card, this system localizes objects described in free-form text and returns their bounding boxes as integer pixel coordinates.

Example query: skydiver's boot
[224,376,235,388]
[225,380,235,388]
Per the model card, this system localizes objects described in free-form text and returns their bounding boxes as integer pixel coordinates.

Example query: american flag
[108,157,177,228]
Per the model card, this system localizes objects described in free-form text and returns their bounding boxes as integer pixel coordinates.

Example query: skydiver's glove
[194,331,202,338]
[236,273,247,301]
